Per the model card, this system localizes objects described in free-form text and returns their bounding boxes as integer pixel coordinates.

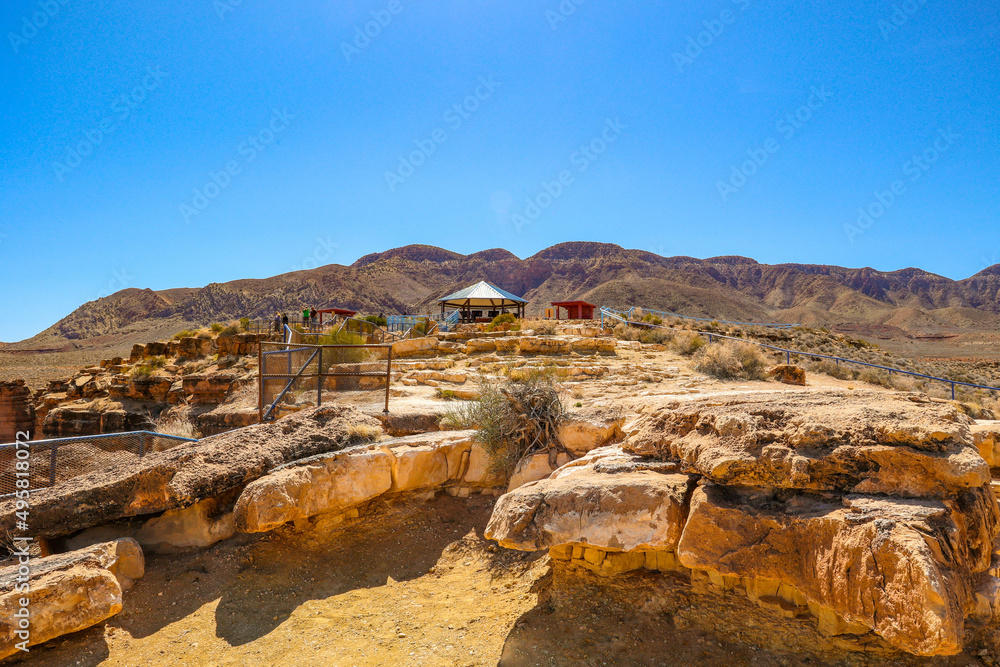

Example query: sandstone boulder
[558,407,624,456]
[677,484,999,656]
[135,495,236,550]
[972,421,1000,467]
[767,364,806,386]
[506,452,572,491]
[624,390,988,498]
[463,442,503,487]
[487,465,696,553]
[387,431,474,492]
[391,337,439,358]
[0,380,35,442]
[234,446,394,533]
[0,538,144,659]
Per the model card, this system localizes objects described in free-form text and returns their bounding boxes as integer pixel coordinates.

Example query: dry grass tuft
[695,340,770,381]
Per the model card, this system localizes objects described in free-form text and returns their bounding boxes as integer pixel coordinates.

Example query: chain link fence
[0,431,197,499]
[259,341,392,422]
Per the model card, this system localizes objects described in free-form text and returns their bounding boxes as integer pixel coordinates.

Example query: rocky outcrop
[677,485,996,656]
[0,538,144,659]
[0,405,382,539]
[486,390,1000,657]
[42,397,153,438]
[624,390,987,498]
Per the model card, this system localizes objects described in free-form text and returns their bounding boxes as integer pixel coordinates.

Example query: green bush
[219,324,240,336]
[172,329,197,340]
[642,313,663,325]
[485,313,520,332]
[210,322,225,333]
[239,317,251,332]
[364,314,388,327]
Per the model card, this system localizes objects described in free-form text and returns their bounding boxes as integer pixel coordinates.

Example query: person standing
[309,306,317,324]
[282,312,289,328]
[273,312,281,333]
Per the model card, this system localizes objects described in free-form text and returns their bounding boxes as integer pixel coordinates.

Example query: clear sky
[1,1,997,342]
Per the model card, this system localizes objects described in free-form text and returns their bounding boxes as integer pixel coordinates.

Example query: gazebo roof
[439,281,527,307]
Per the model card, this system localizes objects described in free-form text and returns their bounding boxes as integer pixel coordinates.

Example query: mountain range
[8,242,1000,350]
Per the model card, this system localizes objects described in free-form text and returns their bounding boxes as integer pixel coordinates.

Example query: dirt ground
[6,494,988,667]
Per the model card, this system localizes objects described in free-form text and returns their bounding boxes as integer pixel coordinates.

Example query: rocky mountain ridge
[11,242,1000,349]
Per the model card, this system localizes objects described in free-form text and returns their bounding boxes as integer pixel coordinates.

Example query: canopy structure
[316,307,357,325]
[551,300,595,320]
[438,281,527,322]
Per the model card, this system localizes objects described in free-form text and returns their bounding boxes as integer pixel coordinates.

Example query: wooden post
[317,346,323,407]
[384,344,392,414]
[258,343,264,423]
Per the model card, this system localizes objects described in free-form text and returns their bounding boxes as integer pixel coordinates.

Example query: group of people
[271,307,319,333]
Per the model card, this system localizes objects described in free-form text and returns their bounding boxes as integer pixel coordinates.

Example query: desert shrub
[612,323,640,341]
[172,329,197,340]
[219,324,240,336]
[695,340,769,381]
[130,364,154,379]
[857,368,894,389]
[638,329,674,345]
[439,399,479,430]
[463,372,564,481]
[673,332,706,356]
[156,414,198,439]
[642,313,663,325]
[808,359,855,381]
[364,314,388,327]
[345,422,383,444]
[485,313,520,332]
[530,320,558,335]
[315,330,371,368]
[210,322,225,333]
[239,317,251,331]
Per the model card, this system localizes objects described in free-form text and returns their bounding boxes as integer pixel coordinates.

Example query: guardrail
[0,431,197,499]
[600,307,1000,401]
[601,306,798,329]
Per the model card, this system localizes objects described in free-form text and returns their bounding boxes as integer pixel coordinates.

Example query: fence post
[786,351,791,364]
[49,443,57,485]
[951,382,956,400]
[384,344,392,414]
[258,343,264,423]
[317,347,323,407]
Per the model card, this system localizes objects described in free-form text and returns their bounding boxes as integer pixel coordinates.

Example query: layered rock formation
[487,390,1000,657]
[0,380,34,442]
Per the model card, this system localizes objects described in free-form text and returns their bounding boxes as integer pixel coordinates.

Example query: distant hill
[10,242,1000,350]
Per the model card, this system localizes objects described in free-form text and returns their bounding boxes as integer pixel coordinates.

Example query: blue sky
[1,0,997,342]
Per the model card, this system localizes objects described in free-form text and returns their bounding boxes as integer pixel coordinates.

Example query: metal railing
[259,340,393,422]
[0,431,197,499]
[600,307,1000,401]
[601,305,798,329]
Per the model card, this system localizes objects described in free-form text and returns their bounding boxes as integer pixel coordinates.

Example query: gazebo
[439,281,527,323]
[551,300,596,320]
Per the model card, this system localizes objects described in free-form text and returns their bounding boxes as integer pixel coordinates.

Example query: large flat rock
[0,405,383,539]
[0,538,144,659]
[624,390,988,498]
[486,458,696,552]
[677,484,1000,656]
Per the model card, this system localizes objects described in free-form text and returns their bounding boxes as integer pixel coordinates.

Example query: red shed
[551,300,596,320]
[317,307,358,325]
